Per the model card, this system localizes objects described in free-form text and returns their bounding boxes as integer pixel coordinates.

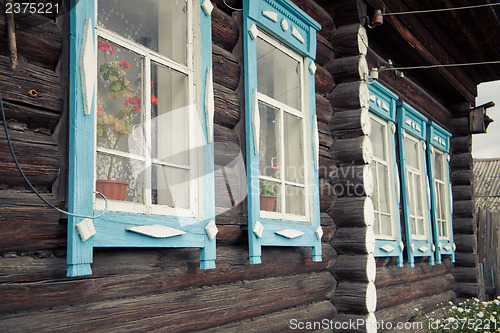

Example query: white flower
[447,317,456,322]
[478,311,484,318]
[494,299,500,306]
[474,297,480,303]
[458,308,464,313]
[452,306,457,310]
[466,309,471,313]
[449,301,454,305]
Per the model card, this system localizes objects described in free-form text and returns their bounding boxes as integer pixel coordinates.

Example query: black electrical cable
[0,90,107,219]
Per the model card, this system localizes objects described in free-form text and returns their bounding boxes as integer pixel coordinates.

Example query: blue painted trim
[244,0,321,264]
[368,83,403,266]
[427,122,454,264]
[67,0,216,276]
[397,102,434,267]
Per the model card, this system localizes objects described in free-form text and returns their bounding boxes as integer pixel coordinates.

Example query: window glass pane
[370,119,386,160]
[97,0,187,64]
[373,212,381,234]
[414,174,423,216]
[260,179,280,212]
[438,183,447,220]
[97,38,144,155]
[404,137,419,169]
[96,152,144,203]
[284,112,304,184]
[377,164,390,214]
[434,151,445,180]
[380,214,392,236]
[371,164,380,211]
[259,102,281,179]
[417,218,425,236]
[151,63,189,166]
[441,220,448,238]
[410,217,416,234]
[152,165,189,209]
[285,185,305,215]
[435,183,442,220]
[257,37,301,110]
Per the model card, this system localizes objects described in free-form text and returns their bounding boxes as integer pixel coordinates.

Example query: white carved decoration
[80,18,96,116]
[205,220,218,240]
[205,68,215,143]
[262,10,278,22]
[281,19,289,31]
[248,24,259,40]
[253,221,264,238]
[313,115,319,170]
[422,141,427,150]
[382,101,390,112]
[315,226,323,240]
[415,124,421,133]
[201,0,214,16]
[275,229,304,239]
[410,243,415,252]
[418,245,429,253]
[431,244,436,252]
[392,123,396,133]
[309,61,317,75]
[126,225,186,238]
[76,218,96,242]
[447,153,450,162]
[252,89,260,155]
[399,241,404,251]
[444,245,452,251]
[453,243,456,251]
[405,119,412,127]
[369,95,376,102]
[438,243,443,250]
[380,244,395,252]
[291,26,305,43]
[376,98,381,107]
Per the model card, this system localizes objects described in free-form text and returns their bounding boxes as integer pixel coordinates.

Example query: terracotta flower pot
[95,180,129,201]
[260,195,277,212]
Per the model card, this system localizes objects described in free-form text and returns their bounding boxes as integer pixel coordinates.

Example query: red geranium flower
[119,61,130,69]
[151,95,158,106]
[97,104,102,115]
[98,41,115,54]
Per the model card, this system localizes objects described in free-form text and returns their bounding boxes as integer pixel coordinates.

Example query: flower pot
[96,180,129,201]
[260,195,277,212]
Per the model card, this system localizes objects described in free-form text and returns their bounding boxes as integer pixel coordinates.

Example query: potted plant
[259,179,277,211]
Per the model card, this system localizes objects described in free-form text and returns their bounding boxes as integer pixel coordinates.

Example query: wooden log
[327,0,367,27]
[0,190,64,252]
[1,99,60,131]
[211,7,239,52]
[329,81,369,111]
[448,117,469,136]
[319,178,336,213]
[450,135,472,155]
[329,164,373,197]
[316,33,335,66]
[199,301,336,332]
[454,252,479,267]
[319,131,334,148]
[328,196,374,227]
[214,124,240,167]
[0,271,335,331]
[316,93,333,125]
[333,281,377,314]
[333,254,376,283]
[450,170,473,186]
[332,227,375,254]
[376,261,451,288]
[454,234,477,253]
[329,135,372,165]
[319,145,333,159]
[453,267,480,283]
[330,24,368,58]
[211,0,241,15]
[454,283,479,298]
[328,55,369,84]
[0,14,61,70]
[0,128,59,187]
[212,44,240,91]
[0,55,63,114]
[452,200,475,218]
[452,185,473,201]
[333,312,377,333]
[290,0,335,34]
[329,107,370,135]
[318,155,336,179]
[213,83,240,128]
[452,217,476,234]
[376,274,455,310]
[315,63,335,95]
[450,152,473,170]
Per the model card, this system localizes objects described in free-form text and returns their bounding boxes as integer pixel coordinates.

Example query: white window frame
[431,147,452,241]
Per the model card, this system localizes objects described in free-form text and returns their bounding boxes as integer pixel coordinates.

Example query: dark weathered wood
[376,274,454,310]
[319,131,334,149]
[214,124,240,167]
[0,271,334,331]
[454,283,479,298]
[329,81,369,111]
[290,0,335,34]
[0,55,63,114]
[329,136,372,165]
[333,254,375,283]
[451,185,473,201]
[319,178,336,213]
[450,152,473,170]
[333,281,376,314]
[333,313,377,333]
[450,170,473,186]
[325,0,367,27]
[1,100,60,131]
[211,0,241,15]
[211,7,239,52]
[329,108,370,135]
[454,234,477,253]
[375,261,452,288]
[453,267,480,283]
[0,14,61,70]
[332,227,375,254]
[212,44,240,91]
[315,63,335,95]
[327,55,368,84]
[214,83,240,128]
[452,217,476,234]
[328,196,374,227]
[454,252,479,267]
[330,24,367,57]
[199,301,336,332]
[316,33,335,66]
[0,128,59,187]
[448,117,469,136]
[450,135,472,155]
[329,164,373,198]
[318,155,336,179]
[452,200,475,218]
[316,93,333,125]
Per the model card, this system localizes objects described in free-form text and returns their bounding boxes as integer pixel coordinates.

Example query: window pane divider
[96,147,146,162]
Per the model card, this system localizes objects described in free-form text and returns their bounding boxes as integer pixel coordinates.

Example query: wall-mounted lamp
[470,101,495,134]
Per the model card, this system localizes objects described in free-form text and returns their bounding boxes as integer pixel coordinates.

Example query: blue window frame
[397,102,434,267]
[243,0,322,264]
[368,82,404,266]
[427,122,455,264]
[67,0,216,277]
